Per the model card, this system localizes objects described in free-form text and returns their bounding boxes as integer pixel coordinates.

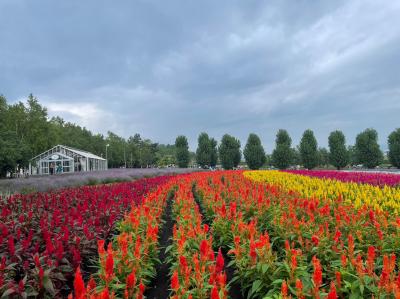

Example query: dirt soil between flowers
[145,197,174,299]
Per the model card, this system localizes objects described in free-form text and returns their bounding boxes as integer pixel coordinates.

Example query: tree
[127,134,141,168]
[25,94,52,156]
[291,147,301,166]
[0,130,30,177]
[388,129,400,168]
[328,130,349,170]
[210,138,218,168]
[271,130,293,169]
[318,147,330,168]
[244,133,266,170]
[156,144,176,167]
[196,133,211,168]
[299,129,318,170]
[0,95,7,129]
[348,145,357,166]
[140,140,158,168]
[175,136,190,168]
[106,131,127,168]
[218,134,241,170]
[355,128,383,168]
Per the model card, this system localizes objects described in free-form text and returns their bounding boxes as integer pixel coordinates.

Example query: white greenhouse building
[29,145,107,175]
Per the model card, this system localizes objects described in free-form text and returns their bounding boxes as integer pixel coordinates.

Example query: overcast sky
[1,0,399,151]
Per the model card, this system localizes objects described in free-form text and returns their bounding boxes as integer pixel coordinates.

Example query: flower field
[0,176,171,298]
[246,170,400,214]
[2,170,400,298]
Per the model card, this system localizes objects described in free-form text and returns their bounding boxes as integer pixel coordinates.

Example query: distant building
[29,145,107,175]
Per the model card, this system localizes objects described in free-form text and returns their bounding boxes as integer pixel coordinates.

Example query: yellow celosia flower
[244,171,400,214]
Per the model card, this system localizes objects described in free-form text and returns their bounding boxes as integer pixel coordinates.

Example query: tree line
[175,128,400,170]
[0,95,184,177]
[2,94,400,176]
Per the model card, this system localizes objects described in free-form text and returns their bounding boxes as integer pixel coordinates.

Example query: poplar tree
[355,128,383,168]
[388,128,400,168]
[271,129,293,169]
[244,133,266,170]
[328,130,348,169]
[218,134,241,169]
[299,129,318,170]
[175,135,190,168]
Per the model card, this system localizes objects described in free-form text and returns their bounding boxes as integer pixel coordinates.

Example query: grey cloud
[1,0,399,151]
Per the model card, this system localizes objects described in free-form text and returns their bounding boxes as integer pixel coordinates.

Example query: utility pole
[106,144,110,169]
[130,152,133,168]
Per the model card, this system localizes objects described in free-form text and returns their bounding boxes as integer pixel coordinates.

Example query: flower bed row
[70,177,176,298]
[168,176,228,299]
[284,170,400,188]
[245,170,400,214]
[0,176,171,298]
[192,171,400,298]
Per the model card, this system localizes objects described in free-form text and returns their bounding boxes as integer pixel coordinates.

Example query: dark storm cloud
[1,0,399,151]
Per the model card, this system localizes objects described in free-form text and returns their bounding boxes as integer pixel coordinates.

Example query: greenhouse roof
[31,145,106,161]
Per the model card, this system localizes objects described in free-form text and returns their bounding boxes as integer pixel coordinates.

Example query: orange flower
[367,246,376,275]
[281,280,288,297]
[73,267,85,299]
[295,279,303,299]
[335,271,341,289]
[200,239,209,260]
[312,256,322,294]
[171,270,180,291]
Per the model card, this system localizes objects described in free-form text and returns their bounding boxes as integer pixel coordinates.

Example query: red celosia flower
[281,280,288,297]
[101,287,110,299]
[333,230,341,243]
[335,271,341,289]
[74,267,85,299]
[367,246,375,274]
[348,234,355,257]
[126,270,136,290]
[200,239,209,258]
[105,250,114,282]
[8,236,15,256]
[179,255,188,271]
[341,254,347,267]
[369,210,375,222]
[218,272,226,287]
[138,281,145,298]
[327,282,337,299]
[216,248,224,273]
[284,240,290,251]
[311,235,319,246]
[211,285,220,299]
[291,253,297,271]
[39,267,44,289]
[33,254,40,267]
[296,278,303,298]
[18,279,25,293]
[249,241,257,263]
[171,270,179,290]
[87,277,96,292]
[98,240,106,255]
[312,256,322,290]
